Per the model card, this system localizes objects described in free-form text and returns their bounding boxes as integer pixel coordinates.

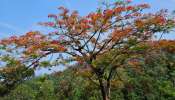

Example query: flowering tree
[0,0,175,100]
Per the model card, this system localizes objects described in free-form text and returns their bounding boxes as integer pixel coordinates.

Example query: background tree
[0,0,175,100]
[0,55,34,96]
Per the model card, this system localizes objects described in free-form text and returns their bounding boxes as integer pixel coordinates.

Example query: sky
[0,0,175,37]
[0,0,175,75]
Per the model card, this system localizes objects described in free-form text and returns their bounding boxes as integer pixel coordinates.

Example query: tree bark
[107,79,111,99]
[122,87,129,100]
[99,79,110,100]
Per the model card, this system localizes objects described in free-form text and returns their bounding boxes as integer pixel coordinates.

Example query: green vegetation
[1,48,175,100]
[0,0,175,99]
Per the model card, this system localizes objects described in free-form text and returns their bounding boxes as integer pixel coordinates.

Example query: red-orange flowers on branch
[0,1,175,100]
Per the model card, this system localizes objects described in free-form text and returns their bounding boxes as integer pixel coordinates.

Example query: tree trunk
[107,79,111,99]
[99,79,110,100]
[122,87,129,100]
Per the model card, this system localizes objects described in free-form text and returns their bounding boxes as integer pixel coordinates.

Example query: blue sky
[0,0,99,37]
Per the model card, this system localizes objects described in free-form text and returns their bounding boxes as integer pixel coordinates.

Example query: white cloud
[170,0,175,3]
[0,22,23,34]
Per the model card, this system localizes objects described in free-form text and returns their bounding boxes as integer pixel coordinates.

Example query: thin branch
[92,30,102,53]
[81,31,98,49]
[94,38,113,56]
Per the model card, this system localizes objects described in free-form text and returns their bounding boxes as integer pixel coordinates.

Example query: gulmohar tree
[0,0,175,100]
[1,45,175,100]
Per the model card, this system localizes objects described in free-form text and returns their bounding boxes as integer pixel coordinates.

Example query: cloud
[0,22,24,34]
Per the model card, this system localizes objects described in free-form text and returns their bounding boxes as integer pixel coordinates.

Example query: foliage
[0,55,34,96]
[0,48,175,100]
[0,0,175,100]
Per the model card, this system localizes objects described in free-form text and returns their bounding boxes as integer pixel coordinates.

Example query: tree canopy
[0,0,175,100]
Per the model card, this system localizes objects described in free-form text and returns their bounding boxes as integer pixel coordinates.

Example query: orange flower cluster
[0,31,66,57]
[154,40,175,53]
[114,7,126,14]
[137,4,150,9]
[87,12,103,25]
[134,13,174,30]
[134,19,144,28]
[38,1,151,40]
[112,27,133,41]
[152,15,166,25]
[0,32,45,46]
